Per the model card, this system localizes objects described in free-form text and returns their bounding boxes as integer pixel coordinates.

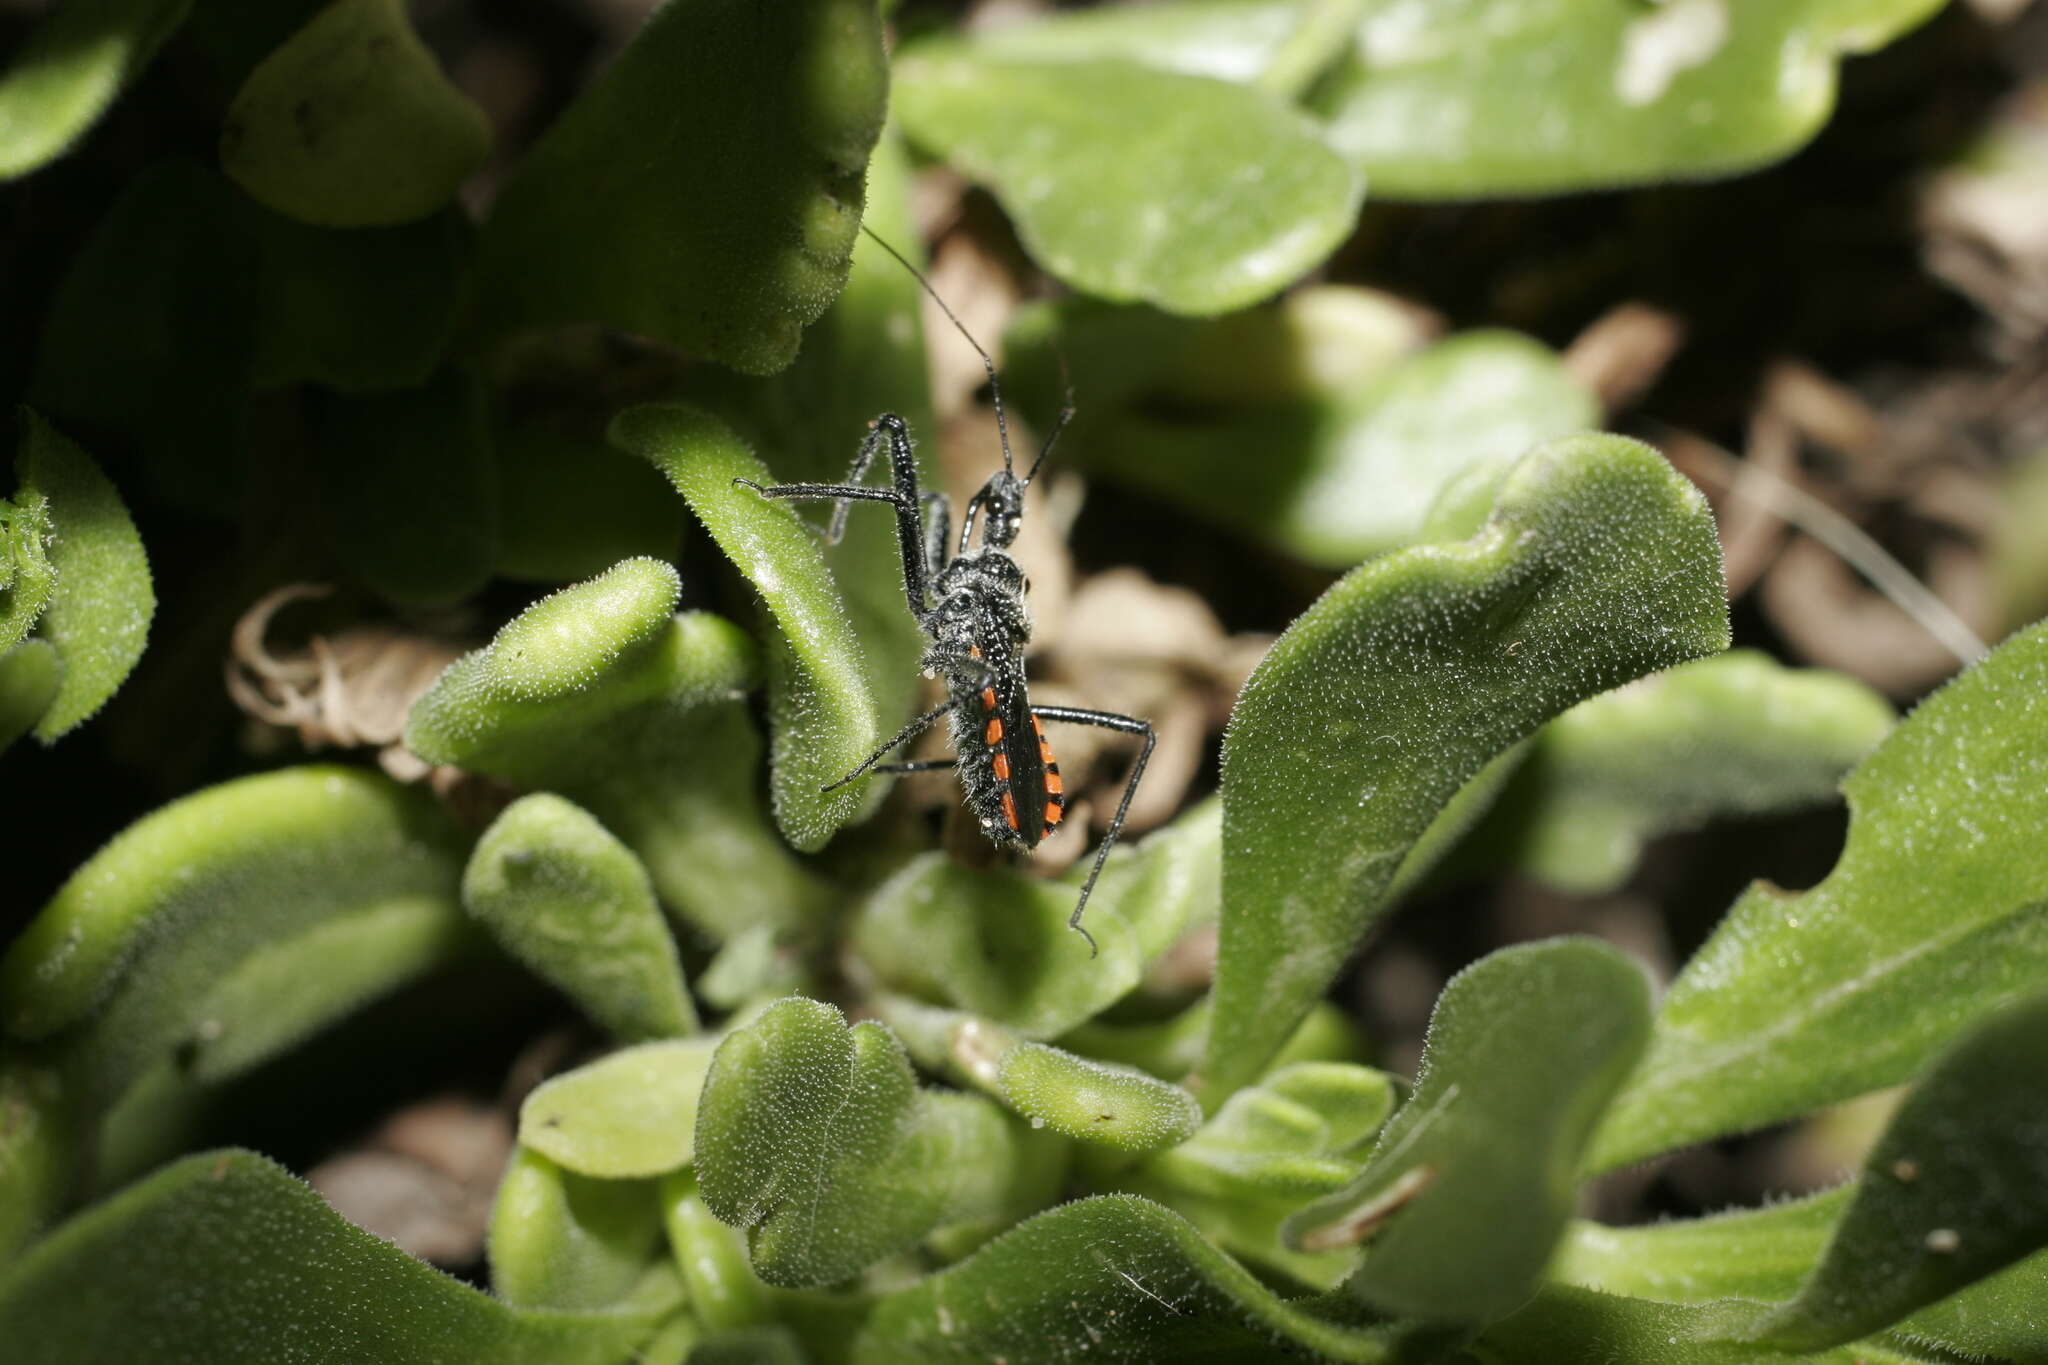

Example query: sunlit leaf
[465,794,697,1042]
[1753,992,2048,1351]
[852,1194,1395,1363]
[0,0,190,180]
[993,1043,1201,1152]
[1552,1186,2048,1365]
[14,412,154,740]
[694,998,1019,1287]
[489,1147,663,1312]
[520,1040,718,1180]
[1476,1285,1938,1365]
[219,0,488,226]
[1590,620,2048,1170]
[0,766,466,1113]
[1285,940,1649,1326]
[1462,651,1894,894]
[612,403,878,854]
[0,493,55,657]
[893,49,1363,314]
[0,1150,668,1364]
[1007,306,1594,565]
[406,563,830,941]
[1312,0,1950,197]
[470,0,887,375]
[851,799,1221,1040]
[1205,433,1728,1099]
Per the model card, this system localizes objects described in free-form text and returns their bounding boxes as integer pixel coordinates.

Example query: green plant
[6,1,2046,1362]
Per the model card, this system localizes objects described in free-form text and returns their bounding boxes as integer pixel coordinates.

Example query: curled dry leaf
[224,583,477,788]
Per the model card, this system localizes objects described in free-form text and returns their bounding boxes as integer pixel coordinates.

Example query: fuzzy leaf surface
[0,766,466,1111]
[852,798,1221,1039]
[489,1147,662,1312]
[471,0,886,375]
[1312,0,1949,197]
[852,1194,1394,1363]
[1553,1188,2048,1364]
[464,794,696,1042]
[14,412,154,740]
[1286,939,1650,1325]
[893,50,1363,314]
[613,403,878,853]
[1006,307,1594,565]
[1753,992,2048,1351]
[0,1150,666,1364]
[406,563,828,940]
[1590,620,2048,1170]
[694,998,1015,1287]
[219,0,488,226]
[1206,433,1728,1098]
[1465,650,1893,894]
[0,642,59,752]
[520,1040,719,1179]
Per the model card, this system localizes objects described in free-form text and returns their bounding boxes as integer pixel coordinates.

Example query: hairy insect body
[929,565,1065,848]
[733,228,1151,953]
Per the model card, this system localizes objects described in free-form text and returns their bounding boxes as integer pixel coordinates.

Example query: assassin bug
[735,230,1154,956]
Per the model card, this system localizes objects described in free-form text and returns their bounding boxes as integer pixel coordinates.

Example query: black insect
[735,232,1153,956]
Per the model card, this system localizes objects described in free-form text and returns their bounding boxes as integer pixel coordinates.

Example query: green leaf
[612,403,878,854]
[406,564,830,940]
[0,0,190,180]
[993,1043,1202,1152]
[1552,1187,2048,1364]
[1311,0,1949,197]
[0,1055,70,1259]
[0,765,466,1110]
[1125,1061,1397,1289]
[1205,432,1729,1099]
[490,1147,663,1311]
[1589,620,2048,1171]
[245,205,472,393]
[14,412,154,740]
[470,0,886,376]
[853,1194,1395,1363]
[218,0,488,226]
[465,794,697,1042]
[851,798,1221,1039]
[1006,304,1594,566]
[694,998,1017,1287]
[0,492,55,656]
[0,642,59,752]
[1752,992,2048,1350]
[1284,940,1649,1326]
[180,894,475,1085]
[0,1149,668,1364]
[1464,651,1893,894]
[309,371,498,607]
[520,1040,718,1179]
[1475,1286,1936,1365]
[680,123,935,735]
[661,1169,772,1332]
[893,50,1364,314]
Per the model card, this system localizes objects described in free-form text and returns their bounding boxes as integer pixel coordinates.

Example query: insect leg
[821,699,956,794]
[869,759,957,777]
[920,491,952,578]
[1028,705,1156,958]
[734,414,932,623]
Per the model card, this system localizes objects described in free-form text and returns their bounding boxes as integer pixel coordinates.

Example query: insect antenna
[859,223,1017,476]
[1023,347,1076,485]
